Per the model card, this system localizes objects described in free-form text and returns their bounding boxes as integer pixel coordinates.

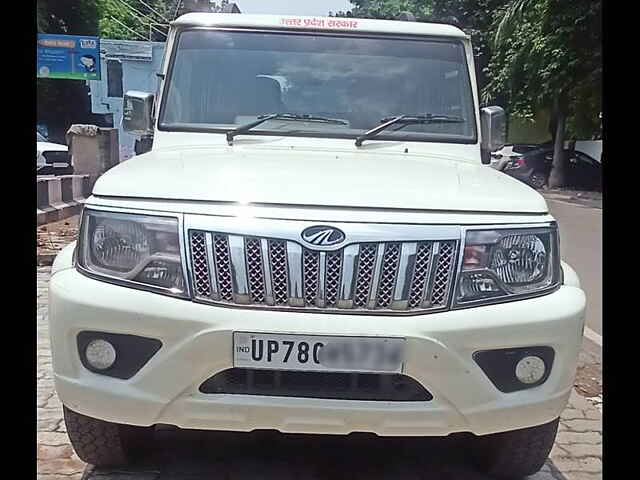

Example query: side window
[107,59,123,98]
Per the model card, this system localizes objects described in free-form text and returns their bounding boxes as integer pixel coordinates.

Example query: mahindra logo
[301,226,346,246]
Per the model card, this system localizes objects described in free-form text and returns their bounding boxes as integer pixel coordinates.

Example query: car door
[569,152,602,190]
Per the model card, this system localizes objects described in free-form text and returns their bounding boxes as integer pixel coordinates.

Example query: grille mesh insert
[408,243,433,308]
[245,238,265,303]
[354,244,378,307]
[376,243,401,308]
[324,251,343,307]
[269,240,289,305]
[213,234,233,301]
[431,241,456,306]
[302,249,320,306]
[189,231,211,297]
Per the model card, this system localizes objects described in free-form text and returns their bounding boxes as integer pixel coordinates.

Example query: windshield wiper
[226,113,348,145]
[354,114,465,147]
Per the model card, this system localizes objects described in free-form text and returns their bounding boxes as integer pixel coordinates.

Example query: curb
[542,192,602,209]
[37,253,58,266]
[37,175,90,225]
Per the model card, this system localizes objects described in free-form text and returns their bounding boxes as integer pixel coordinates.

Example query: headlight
[77,209,188,297]
[454,225,560,306]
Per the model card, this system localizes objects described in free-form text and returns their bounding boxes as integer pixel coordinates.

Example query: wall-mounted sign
[37,34,101,80]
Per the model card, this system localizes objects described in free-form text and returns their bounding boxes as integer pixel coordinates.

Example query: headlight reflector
[77,210,187,297]
[456,226,559,305]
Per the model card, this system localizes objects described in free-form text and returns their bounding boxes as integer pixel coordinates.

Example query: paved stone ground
[37,266,602,480]
[541,190,602,210]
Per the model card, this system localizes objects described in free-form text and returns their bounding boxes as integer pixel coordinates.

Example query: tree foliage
[37,0,100,35]
[484,0,601,185]
[344,1,506,96]
[346,0,434,20]
[484,0,601,138]
[346,0,601,186]
[97,0,175,42]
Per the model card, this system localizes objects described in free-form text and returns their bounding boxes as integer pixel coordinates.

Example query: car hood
[92,146,548,214]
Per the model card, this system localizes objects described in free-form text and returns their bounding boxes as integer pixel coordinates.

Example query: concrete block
[60,176,75,204]
[71,176,85,202]
[37,179,49,209]
[47,178,63,207]
[37,175,90,225]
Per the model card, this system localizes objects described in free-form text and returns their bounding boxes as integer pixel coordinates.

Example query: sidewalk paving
[541,189,602,210]
[37,265,602,480]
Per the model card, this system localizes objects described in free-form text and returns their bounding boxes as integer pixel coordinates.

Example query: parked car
[504,146,601,190]
[511,143,543,155]
[490,143,542,171]
[37,131,72,175]
[49,13,585,479]
[490,145,517,171]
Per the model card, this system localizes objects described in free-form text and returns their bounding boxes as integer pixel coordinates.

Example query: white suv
[49,13,586,478]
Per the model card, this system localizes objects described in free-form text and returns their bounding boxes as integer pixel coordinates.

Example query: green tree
[97,0,174,42]
[484,0,601,187]
[343,0,508,95]
[346,0,435,20]
[37,0,100,35]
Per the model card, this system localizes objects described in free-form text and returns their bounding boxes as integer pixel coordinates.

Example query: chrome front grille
[188,229,459,314]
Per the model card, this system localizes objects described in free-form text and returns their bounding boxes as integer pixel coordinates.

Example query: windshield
[37,131,46,142]
[160,30,477,143]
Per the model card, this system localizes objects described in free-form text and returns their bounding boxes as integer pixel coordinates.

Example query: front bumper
[49,255,586,437]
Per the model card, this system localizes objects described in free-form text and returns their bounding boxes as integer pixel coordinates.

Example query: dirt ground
[37,215,80,265]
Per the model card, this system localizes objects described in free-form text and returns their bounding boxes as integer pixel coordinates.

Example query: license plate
[233,332,405,373]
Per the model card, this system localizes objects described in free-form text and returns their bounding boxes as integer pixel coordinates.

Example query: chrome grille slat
[228,235,250,304]
[188,230,458,314]
[205,232,219,299]
[260,238,274,304]
[393,242,417,302]
[368,242,386,309]
[286,242,304,307]
[317,251,327,308]
[336,245,359,308]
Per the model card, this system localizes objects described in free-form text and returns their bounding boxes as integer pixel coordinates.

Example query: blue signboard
[37,34,101,80]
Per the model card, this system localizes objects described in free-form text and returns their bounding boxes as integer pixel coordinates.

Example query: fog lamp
[515,355,546,384]
[85,339,117,370]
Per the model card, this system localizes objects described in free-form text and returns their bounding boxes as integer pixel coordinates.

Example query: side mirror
[480,106,506,164]
[123,91,154,136]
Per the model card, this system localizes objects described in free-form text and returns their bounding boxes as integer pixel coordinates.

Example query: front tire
[472,418,559,479]
[529,171,547,189]
[63,406,154,467]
